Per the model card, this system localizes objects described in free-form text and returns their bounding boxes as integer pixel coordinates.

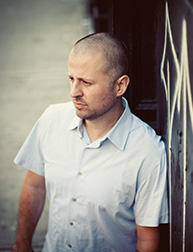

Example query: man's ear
[115,75,130,97]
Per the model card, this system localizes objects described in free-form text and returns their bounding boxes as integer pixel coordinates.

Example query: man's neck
[84,102,125,143]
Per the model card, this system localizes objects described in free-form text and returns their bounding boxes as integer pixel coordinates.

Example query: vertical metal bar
[167,61,172,252]
[182,19,187,252]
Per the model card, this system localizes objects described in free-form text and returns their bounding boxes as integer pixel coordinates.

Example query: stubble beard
[75,95,117,121]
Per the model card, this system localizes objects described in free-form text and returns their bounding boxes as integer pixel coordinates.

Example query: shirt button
[68,244,72,248]
[72,198,77,202]
[77,172,82,176]
[69,222,73,226]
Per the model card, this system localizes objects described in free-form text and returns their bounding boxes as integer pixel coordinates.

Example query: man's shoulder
[129,114,165,156]
[45,101,74,114]
[126,115,166,176]
[38,101,75,126]
[42,101,74,117]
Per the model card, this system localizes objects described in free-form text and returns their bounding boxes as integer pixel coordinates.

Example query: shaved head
[71,32,129,83]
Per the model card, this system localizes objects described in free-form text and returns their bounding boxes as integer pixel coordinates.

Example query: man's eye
[83,80,91,85]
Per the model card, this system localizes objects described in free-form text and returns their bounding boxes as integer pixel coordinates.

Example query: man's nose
[70,80,83,98]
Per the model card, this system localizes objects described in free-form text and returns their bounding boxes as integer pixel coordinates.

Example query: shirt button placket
[67,149,85,252]
[68,155,83,250]
[68,218,74,248]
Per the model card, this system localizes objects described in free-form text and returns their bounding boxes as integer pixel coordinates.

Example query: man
[13,33,168,252]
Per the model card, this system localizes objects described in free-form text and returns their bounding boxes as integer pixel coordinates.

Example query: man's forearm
[136,225,160,252]
[13,171,46,251]
[136,240,159,252]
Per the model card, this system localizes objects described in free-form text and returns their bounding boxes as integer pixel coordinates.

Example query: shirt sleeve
[14,107,51,176]
[134,147,169,227]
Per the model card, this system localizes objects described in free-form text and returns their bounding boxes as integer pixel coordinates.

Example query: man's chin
[76,113,99,122]
[75,110,86,119]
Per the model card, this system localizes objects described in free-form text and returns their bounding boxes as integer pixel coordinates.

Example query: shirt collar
[68,97,133,151]
[68,113,81,131]
[106,97,133,150]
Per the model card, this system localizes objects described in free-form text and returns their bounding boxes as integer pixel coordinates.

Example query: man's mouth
[73,101,87,109]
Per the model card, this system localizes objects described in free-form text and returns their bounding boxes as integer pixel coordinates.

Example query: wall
[88,0,193,250]
[158,0,193,251]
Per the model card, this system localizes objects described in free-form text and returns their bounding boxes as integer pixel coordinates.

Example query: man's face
[68,50,118,121]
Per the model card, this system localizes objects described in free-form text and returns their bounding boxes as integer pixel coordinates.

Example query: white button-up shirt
[14,98,168,252]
